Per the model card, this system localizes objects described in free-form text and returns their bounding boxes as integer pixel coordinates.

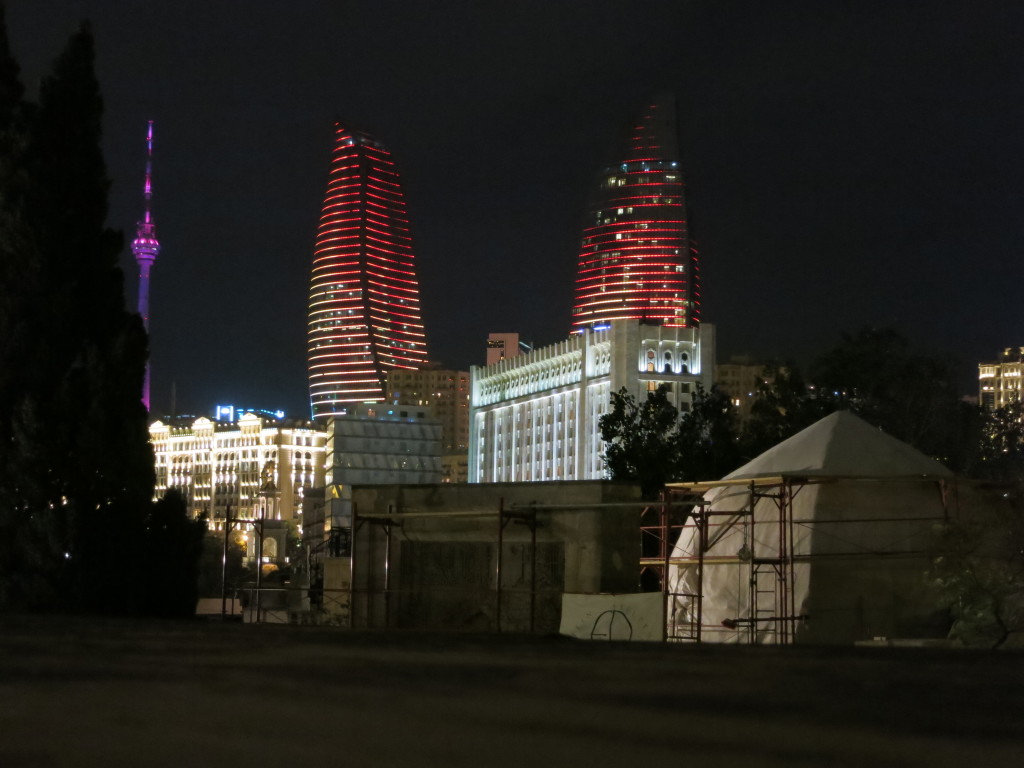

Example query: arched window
[262,537,278,560]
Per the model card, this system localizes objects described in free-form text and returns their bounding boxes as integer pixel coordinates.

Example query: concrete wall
[345,481,646,632]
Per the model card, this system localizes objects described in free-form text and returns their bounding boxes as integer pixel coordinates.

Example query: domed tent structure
[665,411,955,644]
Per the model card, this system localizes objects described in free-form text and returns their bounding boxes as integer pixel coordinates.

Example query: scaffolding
[343,496,656,633]
[656,474,953,644]
[637,484,795,644]
[319,488,799,640]
[349,499,546,632]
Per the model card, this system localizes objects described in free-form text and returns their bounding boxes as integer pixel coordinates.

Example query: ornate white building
[149,412,327,531]
[469,320,714,483]
[979,347,1024,410]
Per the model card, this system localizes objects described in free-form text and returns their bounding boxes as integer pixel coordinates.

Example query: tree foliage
[676,384,742,482]
[741,363,834,461]
[929,399,1024,646]
[0,13,202,615]
[974,400,1024,482]
[810,327,972,470]
[931,498,1024,648]
[600,384,742,497]
[600,385,681,498]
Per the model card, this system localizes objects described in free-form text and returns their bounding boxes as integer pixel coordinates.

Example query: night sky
[6,1,1022,418]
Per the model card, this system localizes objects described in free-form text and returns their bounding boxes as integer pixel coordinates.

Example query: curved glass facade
[572,96,700,329]
[307,123,428,420]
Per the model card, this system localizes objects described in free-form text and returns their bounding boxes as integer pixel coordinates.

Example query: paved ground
[0,616,1021,767]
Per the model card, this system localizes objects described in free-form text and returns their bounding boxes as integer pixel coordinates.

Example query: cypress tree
[0,15,204,613]
[23,21,154,517]
[0,2,54,608]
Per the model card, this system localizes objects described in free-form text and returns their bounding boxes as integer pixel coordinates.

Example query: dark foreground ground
[0,617,1022,767]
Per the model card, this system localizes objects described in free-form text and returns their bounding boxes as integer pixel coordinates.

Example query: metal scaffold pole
[495,497,504,633]
[529,509,537,633]
[221,503,231,617]
[350,503,359,628]
[696,501,706,643]
[660,491,670,642]
[384,505,394,629]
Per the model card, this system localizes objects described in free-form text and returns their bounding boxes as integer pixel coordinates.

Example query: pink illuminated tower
[131,121,160,411]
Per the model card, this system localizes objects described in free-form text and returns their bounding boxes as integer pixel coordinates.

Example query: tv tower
[131,120,160,411]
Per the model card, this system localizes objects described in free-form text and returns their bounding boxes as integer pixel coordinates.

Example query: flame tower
[307,122,428,420]
[131,120,160,411]
[572,95,699,329]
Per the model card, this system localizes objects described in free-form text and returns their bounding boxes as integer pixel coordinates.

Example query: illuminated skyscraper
[572,95,699,330]
[307,122,429,421]
[131,120,160,411]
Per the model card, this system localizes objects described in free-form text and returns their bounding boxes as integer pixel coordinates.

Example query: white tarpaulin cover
[667,411,953,644]
[560,593,664,641]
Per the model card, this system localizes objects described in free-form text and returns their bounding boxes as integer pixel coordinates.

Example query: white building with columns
[979,346,1024,410]
[469,320,714,483]
[149,412,327,531]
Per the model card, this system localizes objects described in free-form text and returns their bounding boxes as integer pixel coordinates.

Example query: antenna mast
[131,120,160,411]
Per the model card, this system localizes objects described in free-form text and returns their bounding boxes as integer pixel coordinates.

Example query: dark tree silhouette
[600,384,743,496]
[929,400,1024,646]
[0,14,202,614]
[810,327,969,468]
[599,385,681,498]
[740,362,834,461]
[676,384,742,482]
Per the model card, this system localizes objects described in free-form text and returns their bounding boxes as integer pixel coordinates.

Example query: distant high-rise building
[131,121,160,410]
[485,332,528,366]
[572,95,699,330]
[307,122,428,421]
[385,367,471,482]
